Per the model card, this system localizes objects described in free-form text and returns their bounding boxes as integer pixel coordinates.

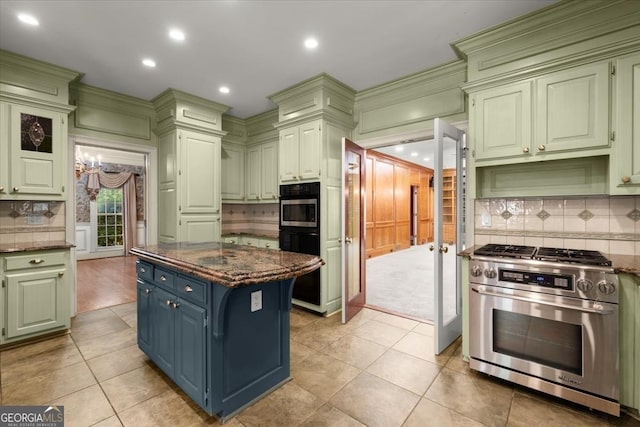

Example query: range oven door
[469,284,619,400]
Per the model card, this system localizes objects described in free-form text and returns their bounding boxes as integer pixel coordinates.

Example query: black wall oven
[279,182,321,306]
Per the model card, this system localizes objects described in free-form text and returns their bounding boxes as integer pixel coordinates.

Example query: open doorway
[363,138,461,322]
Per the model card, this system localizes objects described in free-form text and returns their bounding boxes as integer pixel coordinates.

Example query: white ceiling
[0,0,556,119]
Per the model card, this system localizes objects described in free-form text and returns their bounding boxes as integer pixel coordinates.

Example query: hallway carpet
[366,244,458,322]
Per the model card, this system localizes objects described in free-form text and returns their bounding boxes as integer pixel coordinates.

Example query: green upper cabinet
[279,120,321,183]
[535,62,610,154]
[246,140,278,202]
[0,51,79,201]
[221,143,245,201]
[180,130,221,214]
[612,52,640,194]
[472,81,532,161]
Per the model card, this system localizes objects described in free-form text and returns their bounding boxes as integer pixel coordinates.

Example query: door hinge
[611,64,616,76]
[61,185,65,192]
[1,327,4,336]
[471,98,475,107]
[204,316,208,328]
[61,117,65,125]
[611,131,616,141]
[205,388,209,403]
[178,170,182,175]
[1,279,4,288]
[179,219,182,226]
[178,205,181,211]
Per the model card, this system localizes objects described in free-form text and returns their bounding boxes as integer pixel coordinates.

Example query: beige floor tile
[425,367,513,427]
[118,311,138,330]
[290,309,321,336]
[238,381,324,427]
[300,403,366,426]
[52,384,115,427]
[507,391,610,427]
[101,364,172,413]
[366,348,441,396]
[404,397,485,427]
[92,416,124,427]
[330,372,420,427]
[290,339,315,368]
[0,334,74,365]
[323,334,387,369]
[71,312,131,342]
[87,344,149,382]
[71,307,121,328]
[118,389,208,426]
[292,320,349,352]
[1,340,84,385]
[411,322,434,337]
[291,352,361,401]
[110,301,137,318]
[373,312,419,330]
[351,319,408,347]
[2,361,96,405]
[392,331,454,365]
[74,327,137,360]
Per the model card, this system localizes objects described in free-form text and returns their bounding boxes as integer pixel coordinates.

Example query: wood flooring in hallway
[76,256,137,313]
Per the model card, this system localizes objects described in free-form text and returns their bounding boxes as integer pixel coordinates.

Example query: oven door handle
[471,286,614,315]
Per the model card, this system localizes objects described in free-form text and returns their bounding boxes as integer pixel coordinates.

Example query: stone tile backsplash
[0,201,66,245]
[221,203,279,236]
[474,195,640,255]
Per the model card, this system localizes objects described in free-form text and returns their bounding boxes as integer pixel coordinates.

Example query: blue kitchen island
[130,242,323,422]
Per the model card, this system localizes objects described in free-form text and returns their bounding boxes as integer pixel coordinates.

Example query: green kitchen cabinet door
[471,81,533,161]
[137,280,154,355]
[6,267,69,339]
[612,52,640,194]
[535,61,610,155]
[298,121,321,180]
[179,130,221,214]
[246,144,261,201]
[221,143,245,201]
[180,214,221,243]
[0,102,8,197]
[260,141,279,201]
[279,127,299,182]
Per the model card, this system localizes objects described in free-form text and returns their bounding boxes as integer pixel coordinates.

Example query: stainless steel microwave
[280,198,318,228]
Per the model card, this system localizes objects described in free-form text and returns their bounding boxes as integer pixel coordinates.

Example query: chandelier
[75,147,102,178]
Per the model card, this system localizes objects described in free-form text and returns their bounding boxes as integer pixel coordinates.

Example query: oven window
[282,202,316,223]
[493,310,582,375]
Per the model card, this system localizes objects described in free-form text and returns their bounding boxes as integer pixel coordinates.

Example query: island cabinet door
[174,299,207,408]
[152,287,175,377]
[136,281,154,355]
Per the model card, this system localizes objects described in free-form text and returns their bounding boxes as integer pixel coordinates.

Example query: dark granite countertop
[130,242,323,288]
[458,246,640,278]
[0,240,74,253]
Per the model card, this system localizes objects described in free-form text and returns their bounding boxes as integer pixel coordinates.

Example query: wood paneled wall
[366,150,433,258]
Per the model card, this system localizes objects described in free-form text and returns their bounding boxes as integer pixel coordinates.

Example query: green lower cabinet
[1,249,70,345]
[619,273,640,412]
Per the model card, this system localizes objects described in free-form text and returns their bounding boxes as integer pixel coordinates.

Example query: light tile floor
[1,304,638,427]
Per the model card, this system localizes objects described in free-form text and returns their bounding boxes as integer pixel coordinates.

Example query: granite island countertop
[458,246,640,278]
[130,241,323,287]
[0,240,74,253]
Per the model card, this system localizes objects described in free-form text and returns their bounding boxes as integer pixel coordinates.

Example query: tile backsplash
[474,195,640,256]
[0,201,66,245]
[221,203,279,236]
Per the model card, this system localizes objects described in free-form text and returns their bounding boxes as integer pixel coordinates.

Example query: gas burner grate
[534,247,612,267]
[474,244,537,259]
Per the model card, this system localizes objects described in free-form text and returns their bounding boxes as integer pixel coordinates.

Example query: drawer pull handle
[29,259,45,264]
[184,285,193,292]
[622,176,631,184]
[522,147,530,153]
[140,267,146,273]
[12,187,19,192]
[145,288,152,294]
[265,244,271,248]
[160,275,167,281]
[538,144,546,151]
[0,186,4,192]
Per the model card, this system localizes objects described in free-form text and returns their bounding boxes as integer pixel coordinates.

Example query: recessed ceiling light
[142,58,156,68]
[304,37,318,49]
[169,29,185,41]
[410,152,418,157]
[395,146,404,152]
[17,13,39,26]
[219,86,230,94]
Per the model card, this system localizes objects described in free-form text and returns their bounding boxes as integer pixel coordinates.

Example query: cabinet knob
[265,243,271,248]
[272,195,277,199]
[184,285,193,292]
[140,267,146,273]
[429,245,435,252]
[160,275,167,281]
[58,271,64,277]
[166,299,172,305]
[12,187,19,192]
[622,176,631,184]
[145,288,152,294]
[0,186,4,192]
[538,145,546,151]
[29,258,45,264]
[172,302,180,309]
[522,147,530,153]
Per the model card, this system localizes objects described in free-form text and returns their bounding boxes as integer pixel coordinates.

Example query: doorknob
[429,245,435,251]
[345,237,353,244]
[439,246,449,254]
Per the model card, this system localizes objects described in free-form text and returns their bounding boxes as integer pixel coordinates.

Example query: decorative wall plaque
[21,113,53,153]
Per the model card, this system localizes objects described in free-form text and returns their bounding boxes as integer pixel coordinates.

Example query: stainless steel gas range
[469,244,619,416]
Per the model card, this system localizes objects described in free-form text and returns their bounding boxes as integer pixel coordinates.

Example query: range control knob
[484,268,497,279]
[597,280,616,295]
[576,279,593,292]
[471,265,483,277]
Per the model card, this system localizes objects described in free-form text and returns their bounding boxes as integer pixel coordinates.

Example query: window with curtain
[96,187,124,248]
